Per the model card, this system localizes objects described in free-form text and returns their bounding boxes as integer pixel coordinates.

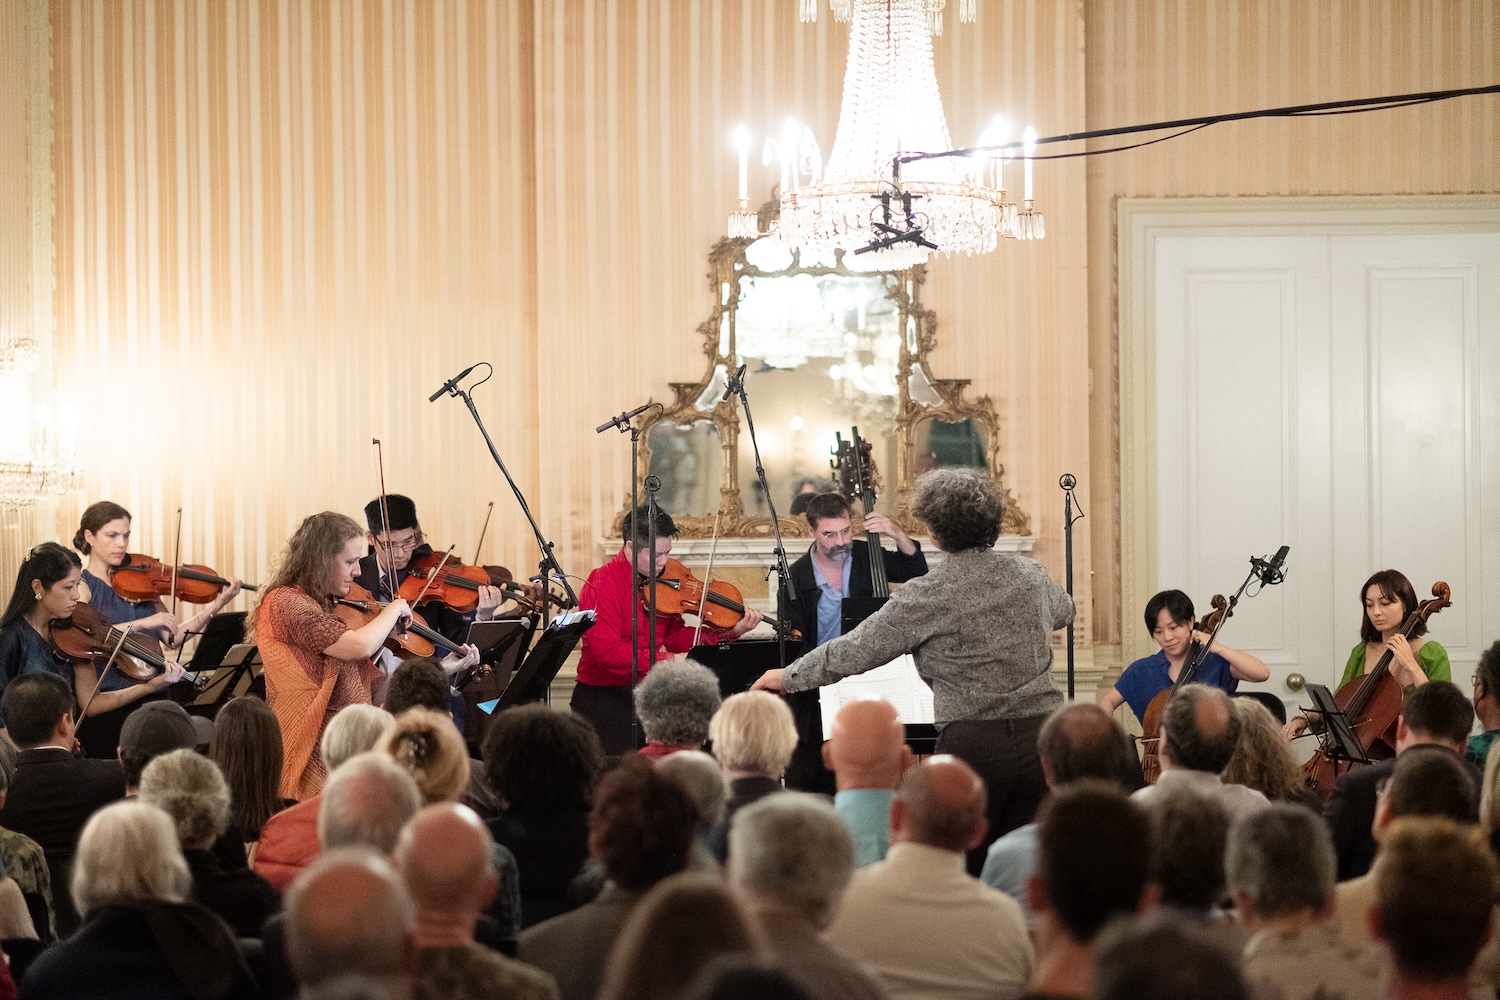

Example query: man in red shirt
[572,506,762,755]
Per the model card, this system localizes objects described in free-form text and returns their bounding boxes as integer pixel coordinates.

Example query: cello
[1302,581,1452,804]
[1137,595,1229,784]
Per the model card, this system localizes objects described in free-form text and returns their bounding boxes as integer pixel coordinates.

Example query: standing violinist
[782,492,927,792]
[253,511,479,799]
[0,543,183,741]
[1283,569,1451,740]
[73,501,244,647]
[1097,590,1269,723]
[573,506,763,756]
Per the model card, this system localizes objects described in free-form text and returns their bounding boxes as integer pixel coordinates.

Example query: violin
[399,551,542,614]
[111,553,257,605]
[47,602,171,684]
[334,582,470,662]
[1137,594,1228,784]
[641,559,798,639]
[1302,582,1452,804]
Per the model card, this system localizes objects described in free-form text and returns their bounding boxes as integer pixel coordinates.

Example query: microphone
[1252,545,1290,586]
[595,403,655,434]
[428,364,479,402]
[1059,473,1077,490]
[722,363,748,402]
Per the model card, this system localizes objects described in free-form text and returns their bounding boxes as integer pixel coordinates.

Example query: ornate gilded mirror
[635,209,1029,539]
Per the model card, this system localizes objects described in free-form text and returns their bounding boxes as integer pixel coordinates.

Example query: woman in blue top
[1098,589,1270,722]
[1283,569,1450,740]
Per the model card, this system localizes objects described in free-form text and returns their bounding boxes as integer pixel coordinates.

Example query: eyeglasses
[378,534,421,554]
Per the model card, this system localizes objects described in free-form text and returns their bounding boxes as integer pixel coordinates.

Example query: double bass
[1302,581,1452,804]
[832,428,889,599]
[1137,595,1229,784]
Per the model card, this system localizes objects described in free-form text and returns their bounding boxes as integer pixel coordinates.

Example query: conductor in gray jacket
[754,468,1074,874]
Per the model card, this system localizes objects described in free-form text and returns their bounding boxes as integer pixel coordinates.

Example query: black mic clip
[428,363,479,403]
[595,402,655,435]
[722,363,748,402]
[1250,545,1290,587]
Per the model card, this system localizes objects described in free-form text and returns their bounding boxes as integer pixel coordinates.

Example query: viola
[111,553,257,605]
[641,559,797,639]
[1137,594,1228,784]
[47,602,170,684]
[334,582,467,662]
[399,551,542,614]
[1302,582,1452,804]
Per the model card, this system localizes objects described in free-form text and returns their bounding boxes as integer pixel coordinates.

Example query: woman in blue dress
[1098,589,1270,723]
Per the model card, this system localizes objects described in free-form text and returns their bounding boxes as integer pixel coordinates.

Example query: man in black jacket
[0,671,125,936]
[783,492,926,792]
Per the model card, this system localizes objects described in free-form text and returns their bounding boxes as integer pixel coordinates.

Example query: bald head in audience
[393,803,497,939]
[892,755,988,853]
[1162,685,1242,774]
[822,699,912,791]
[285,848,416,990]
[1039,703,1143,790]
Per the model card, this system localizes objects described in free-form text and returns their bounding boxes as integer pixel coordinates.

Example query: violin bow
[473,501,494,565]
[372,439,396,602]
[72,625,134,737]
[169,507,184,624]
[691,511,723,649]
[412,546,456,606]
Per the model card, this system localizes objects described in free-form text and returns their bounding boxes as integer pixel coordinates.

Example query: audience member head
[321,703,395,773]
[910,468,1003,552]
[382,657,450,716]
[892,755,988,853]
[1372,818,1498,986]
[1037,703,1143,791]
[597,872,763,1000]
[118,701,207,789]
[1226,804,1336,930]
[634,660,722,749]
[1,671,74,750]
[657,750,729,836]
[284,848,415,989]
[708,692,798,779]
[482,703,602,811]
[1161,684,1241,774]
[0,541,81,632]
[1031,781,1152,944]
[1374,744,1478,843]
[685,959,816,1000]
[138,748,232,851]
[1092,909,1249,1000]
[1396,680,1475,753]
[209,695,285,840]
[822,698,911,791]
[319,751,423,852]
[298,977,403,1000]
[377,707,469,805]
[1221,697,1306,802]
[392,803,497,927]
[589,755,697,892]
[1147,784,1230,915]
[729,793,855,928]
[1482,749,1500,846]
[71,801,191,917]
[1474,638,1500,727]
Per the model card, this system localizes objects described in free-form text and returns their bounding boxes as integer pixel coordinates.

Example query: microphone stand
[726,366,797,674]
[434,379,578,632]
[1059,474,1083,700]
[640,475,663,751]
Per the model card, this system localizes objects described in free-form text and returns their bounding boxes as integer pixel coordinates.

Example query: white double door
[1153,229,1500,707]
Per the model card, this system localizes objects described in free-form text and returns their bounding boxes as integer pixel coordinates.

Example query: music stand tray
[497,614,595,711]
[188,612,247,671]
[184,643,262,712]
[1305,683,1370,765]
[841,596,887,635]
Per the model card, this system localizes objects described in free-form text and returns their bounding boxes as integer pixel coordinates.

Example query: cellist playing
[1098,590,1269,724]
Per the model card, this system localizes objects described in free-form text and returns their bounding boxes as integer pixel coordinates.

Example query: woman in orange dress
[254,511,476,800]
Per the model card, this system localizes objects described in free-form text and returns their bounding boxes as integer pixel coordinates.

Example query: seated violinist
[573,506,763,756]
[0,543,184,739]
[1097,590,1269,723]
[254,511,478,800]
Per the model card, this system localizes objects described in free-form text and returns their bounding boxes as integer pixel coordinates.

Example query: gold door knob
[1285,672,1305,692]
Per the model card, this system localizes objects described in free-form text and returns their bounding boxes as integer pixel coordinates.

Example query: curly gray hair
[911,468,1003,552]
[634,660,723,747]
[138,748,232,850]
[72,802,192,916]
[1226,804,1336,918]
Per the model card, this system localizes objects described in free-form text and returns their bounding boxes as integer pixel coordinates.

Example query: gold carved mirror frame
[629,221,1030,540]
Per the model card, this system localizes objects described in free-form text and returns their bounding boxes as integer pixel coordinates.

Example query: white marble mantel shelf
[596,534,1036,569]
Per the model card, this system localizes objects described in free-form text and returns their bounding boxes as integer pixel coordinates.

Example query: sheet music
[818,654,935,736]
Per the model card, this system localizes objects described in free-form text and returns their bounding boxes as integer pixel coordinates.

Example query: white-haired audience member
[633,660,722,759]
[319,751,424,853]
[825,756,1032,1000]
[283,848,415,994]
[256,704,395,890]
[138,748,280,939]
[656,750,728,872]
[393,802,558,1000]
[1025,782,1153,999]
[20,801,258,1000]
[727,793,887,1000]
[823,699,911,869]
[1132,684,1269,822]
[707,692,798,861]
[1226,804,1380,1000]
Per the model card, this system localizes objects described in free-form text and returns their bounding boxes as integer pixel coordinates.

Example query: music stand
[460,617,536,754]
[184,643,263,714]
[187,613,247,671]
[496,614,595,711]
[1304,683,1369,767]
[840,596,887,634]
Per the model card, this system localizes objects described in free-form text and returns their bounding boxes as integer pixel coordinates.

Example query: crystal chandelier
[728,0,1043,268]
[0,337,82,508]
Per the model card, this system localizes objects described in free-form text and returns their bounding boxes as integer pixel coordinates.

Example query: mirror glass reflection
[913,417,989,475]
[647,419,722,517]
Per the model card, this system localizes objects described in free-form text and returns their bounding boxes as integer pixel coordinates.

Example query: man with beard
[783,492,927,792]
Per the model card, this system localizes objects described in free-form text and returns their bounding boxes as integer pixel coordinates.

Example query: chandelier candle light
[728,0,1043,266]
